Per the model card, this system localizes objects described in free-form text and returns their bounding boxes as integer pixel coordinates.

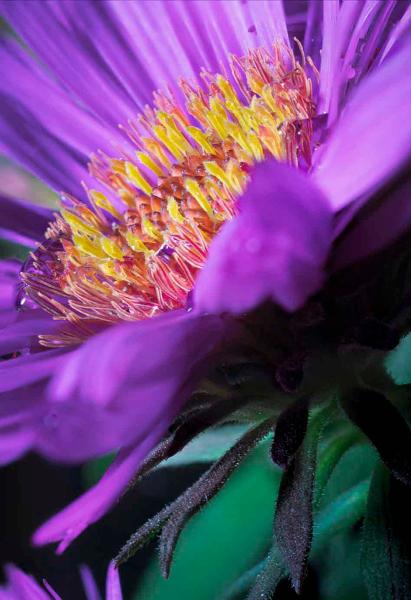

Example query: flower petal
[0,350,67,394]
[194,160,332,315]
[0,39,118,195]
[332,173,411,270]
[3,0,288,122]
[105,563,122,600]
[0,195,51,247]
[41,312,225,460]
[49,311,223,407]
[318,1,404,120]
[79,566,102,600]
[33,420,169,553]
[2,564,52,600]
[314,29,411,212]
[0,427,36,465]
[0,259,20,328]
[380,4,411,62]
[0,311,59,356]
[113,0,289,84]
[1,0,152,129]
[34,310,227,546]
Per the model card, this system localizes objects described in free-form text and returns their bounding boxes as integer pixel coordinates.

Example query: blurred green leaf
[315,429,363,505]
[361,463,411,599]
[133,440,280,600]
[163,425,250,468]
[0,239,29,261]
[317,530,366,600]
[385,333,411,385]
[320,443,377,508]
[314,479,369,550]
[83,454,114,488]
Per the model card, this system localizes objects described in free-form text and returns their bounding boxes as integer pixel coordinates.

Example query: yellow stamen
[100,237,124,260]
[167,197,185,224]
[186,126,216,155]
[184,179,214,217]
[136,152,164,177]
[89,190,122,220]
[142,138,172,169]
[125,231,152,254]
[61,209,100,237]
[204,162,231,189]
[125,162,153,196]
[153,126,185,161]
[72,235,106,258]
[142,218,162,241]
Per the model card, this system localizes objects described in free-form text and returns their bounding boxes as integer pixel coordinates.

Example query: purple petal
[0,312,226,464]
[3,0,288,124]
[0,195,51,247]
[0,259,20,328]
[42,580,62,600]
[302,0,322,75]
[314,29,411,212]
[105,563,122,600]
[332,174,411,271]
[0,427,35,465]
[80,566,102,600]
[0,311,60,356]
[40,312,225,461]
[318,0,340,113]
[380,4,411,62]
[0,384,45,430]
[0,350,68,394]
[194,160,332,315]
[0,39,119,196]
[34,310,227,547]
[49,310,222,406]
[318,1,405,122]
[2,564,52,600]
[33,420,169,552]
[104,0,289,91]
[1,1,152,130]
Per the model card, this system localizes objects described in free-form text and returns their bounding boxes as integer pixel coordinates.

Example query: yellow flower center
[22,43,315,347]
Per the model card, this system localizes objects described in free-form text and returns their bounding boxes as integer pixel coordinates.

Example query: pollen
[21,43,315,347]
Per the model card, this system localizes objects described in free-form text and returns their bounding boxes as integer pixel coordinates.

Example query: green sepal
[133,440,281,600]
[361,462,411,599]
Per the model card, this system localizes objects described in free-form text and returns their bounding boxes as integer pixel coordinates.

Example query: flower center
[21,43,315,347]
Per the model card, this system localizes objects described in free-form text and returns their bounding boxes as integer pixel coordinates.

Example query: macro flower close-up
[0,0,411,598]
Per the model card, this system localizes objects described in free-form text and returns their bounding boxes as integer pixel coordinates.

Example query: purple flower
[0,0,410,553]
[0,562,122,599]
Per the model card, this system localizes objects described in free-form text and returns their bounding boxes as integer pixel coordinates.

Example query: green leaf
[83,454,114,488]
[163,425,250,467]
[313,479,369,550]
[320,443,378,508]
[316,530,366,600]
[314,429,363,506]
[361,462,411,599]
[385,332,411,384]
[133,440,281,600]
[0,239,29,260]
